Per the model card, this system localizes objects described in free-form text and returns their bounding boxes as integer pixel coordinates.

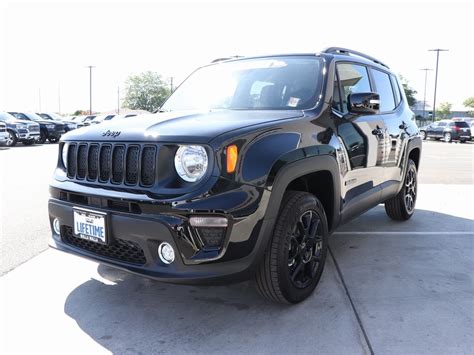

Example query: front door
[332,62,387,221]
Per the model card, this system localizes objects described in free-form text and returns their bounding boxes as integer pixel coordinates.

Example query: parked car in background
[420,120,471,142]
[0,111,40,146]
[9,112,65,144]
[89,114,116,124]
[38,112,80,131]
[0,121,9,146]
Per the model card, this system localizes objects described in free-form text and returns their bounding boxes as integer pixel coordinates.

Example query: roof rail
[322,47,389,69]
[211,55,244,63]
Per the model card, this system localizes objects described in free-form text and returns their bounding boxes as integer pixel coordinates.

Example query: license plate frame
[73,207,108,245]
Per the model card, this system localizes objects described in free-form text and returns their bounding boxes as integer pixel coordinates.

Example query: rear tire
[385,159,417,221]
[48,137,59,143]
[255,191,328,304]
[420,130,427,140]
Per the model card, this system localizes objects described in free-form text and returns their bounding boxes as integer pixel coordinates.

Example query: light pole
[85,66,95,115]
[428,49,448,120]
[420,68,432,120]
[117,86,120,114]
[58,83,61,115]
[38,88,42,112]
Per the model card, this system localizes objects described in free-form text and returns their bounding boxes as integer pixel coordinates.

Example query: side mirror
[347,92,380,115]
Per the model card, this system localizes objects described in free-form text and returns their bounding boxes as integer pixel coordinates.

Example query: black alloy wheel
[255,191,328,303]
[385,159,418,220]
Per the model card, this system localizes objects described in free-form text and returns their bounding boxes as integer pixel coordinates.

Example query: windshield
[23,112,45,121]
[161,56,323,112]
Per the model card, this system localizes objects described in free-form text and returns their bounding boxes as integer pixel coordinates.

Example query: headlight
[16,124,27,130]
[46,124,55,129]
[174,145,208,182]
[62,143,69,169]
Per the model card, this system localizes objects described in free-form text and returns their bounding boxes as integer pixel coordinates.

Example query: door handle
[372,127,385,139]
[399,121,408,130]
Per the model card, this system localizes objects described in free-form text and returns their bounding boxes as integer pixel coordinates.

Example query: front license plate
[73,208,107,244]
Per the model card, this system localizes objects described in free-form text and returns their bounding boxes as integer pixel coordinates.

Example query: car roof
[209,51,392,74]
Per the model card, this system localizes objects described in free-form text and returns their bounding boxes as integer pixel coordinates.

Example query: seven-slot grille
[66,142,157,187]
[28,124,40,133]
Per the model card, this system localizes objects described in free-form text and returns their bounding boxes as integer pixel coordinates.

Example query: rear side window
[371,69,396,112]
[454,121,469,127]
[438,122,447,127]
[390,75,401,106]
[337,63,372,113]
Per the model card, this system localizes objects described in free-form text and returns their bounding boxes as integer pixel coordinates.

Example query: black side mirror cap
[347,92,380,115]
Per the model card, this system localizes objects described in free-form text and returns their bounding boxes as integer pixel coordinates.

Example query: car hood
[5,119,39,126]
[62,110,304,143]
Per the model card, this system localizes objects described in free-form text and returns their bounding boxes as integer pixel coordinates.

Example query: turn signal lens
[226,145,238,173]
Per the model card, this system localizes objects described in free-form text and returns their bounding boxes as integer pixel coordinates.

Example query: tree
[463,96,474,116]
[436,102,452,120]
[123,71,171,112]
[398,75,417,107]
[73,109,88,116]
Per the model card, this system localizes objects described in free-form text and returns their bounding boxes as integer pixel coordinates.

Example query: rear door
[332,62,387,221]
[437,121,447,137]
[369,68,410,184]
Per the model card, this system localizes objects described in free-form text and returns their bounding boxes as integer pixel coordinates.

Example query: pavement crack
[329,246,375,355]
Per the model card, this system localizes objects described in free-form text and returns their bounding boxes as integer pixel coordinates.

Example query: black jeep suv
[49,48,421,303]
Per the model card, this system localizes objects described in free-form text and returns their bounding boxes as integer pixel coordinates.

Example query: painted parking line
[333,231,474,235]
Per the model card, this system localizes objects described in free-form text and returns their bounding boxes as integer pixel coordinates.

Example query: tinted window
[454,121,469,127]
[438,122,446,127]
[371,69,395,112]
[390,75,401,106]
[332,76,342,111]
[337,63,371,113]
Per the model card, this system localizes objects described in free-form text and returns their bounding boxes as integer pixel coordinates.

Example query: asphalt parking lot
[0,140,473,354]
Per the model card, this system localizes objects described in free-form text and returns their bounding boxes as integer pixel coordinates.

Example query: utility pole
[420,68,432,120]
[169,77,174,93]
[85,65,95,115]
[117,86,120,114]
[428,49,448,121]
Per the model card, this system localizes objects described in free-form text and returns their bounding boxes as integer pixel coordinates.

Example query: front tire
[255,191,328,304]
[38,130,47,144]
[420,130,427,140]
[385,159,417,221]
[5,130,17,147]
[443,132,452,143]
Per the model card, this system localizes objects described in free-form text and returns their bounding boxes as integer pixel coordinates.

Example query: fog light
[53,218,61,235]
[158,242,175,264]
[189,216,228,228]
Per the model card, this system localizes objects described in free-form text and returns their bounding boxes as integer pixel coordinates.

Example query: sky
[0,0,473,114]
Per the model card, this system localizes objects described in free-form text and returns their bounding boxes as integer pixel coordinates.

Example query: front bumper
[18,132,40,141]
[47,129,65,139]
[0,132,8,145]
[48,183,272,284]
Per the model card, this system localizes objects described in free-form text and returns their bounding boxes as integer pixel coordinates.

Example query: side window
[390,75,401,106]
[371,69,396,112]
[332,75,342,112]
[337,63,371,113]
[438,122,446,127]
